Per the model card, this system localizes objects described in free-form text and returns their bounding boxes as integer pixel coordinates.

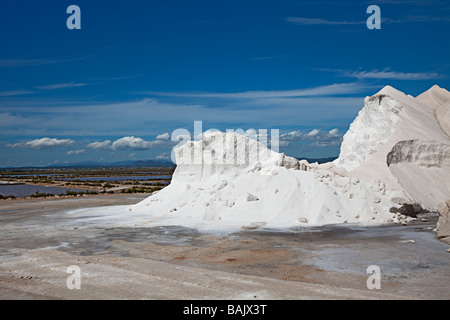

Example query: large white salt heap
[130,85,450,230]
[333,85,450,211]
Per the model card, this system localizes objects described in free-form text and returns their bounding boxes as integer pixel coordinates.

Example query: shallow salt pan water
[0,184,87,197]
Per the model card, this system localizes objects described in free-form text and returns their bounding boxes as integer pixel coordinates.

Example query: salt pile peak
[416,85,450,137]
[333,85,450,211]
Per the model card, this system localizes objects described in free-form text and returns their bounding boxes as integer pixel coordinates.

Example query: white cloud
[155,133,170,141]
[85,135,175,152]
[86,140,112,150]
[84,133,176,152]
[7,137,75,150]
[279,128,342,148]
[111,136,168,150]
[279,130,304,141]
[329,128,340,136]
[307,129,320,137]
[67,149,86,155]
[156,152,169,160]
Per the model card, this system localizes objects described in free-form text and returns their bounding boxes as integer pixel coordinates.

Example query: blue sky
[1,0,449,167]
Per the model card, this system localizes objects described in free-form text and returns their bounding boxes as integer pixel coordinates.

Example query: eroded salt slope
[387,140,450,209]
[416,85,450,110]
[416,85,450,137]
[334,85,450,211]
[333,92,404,173]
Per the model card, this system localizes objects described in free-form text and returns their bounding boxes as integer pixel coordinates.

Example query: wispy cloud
[7,137,75,150]
[383,16,450,24]
[98,74,145,82]
[0,82,372,137]
[1,76,141,96]
[0,59,58,67]
[374,0,449,6]
[36,82,87,91]
[349,70,443,80]
[319,68,444,80]
[286,17,363,26]
[0,54,96,68]
[250,56,277,61]
[0,90,36,97]
[286,15,450,26]
[140,83,372,99]
[0,92,367,137]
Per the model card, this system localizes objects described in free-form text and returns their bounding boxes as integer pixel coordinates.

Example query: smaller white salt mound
[131,131,408,230]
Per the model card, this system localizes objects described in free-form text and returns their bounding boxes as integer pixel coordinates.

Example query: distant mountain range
[0,159,175,170]
[296,157,337,164]
[1,157,337,170]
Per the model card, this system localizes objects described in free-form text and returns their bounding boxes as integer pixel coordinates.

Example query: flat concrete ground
[0,195,449,300]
